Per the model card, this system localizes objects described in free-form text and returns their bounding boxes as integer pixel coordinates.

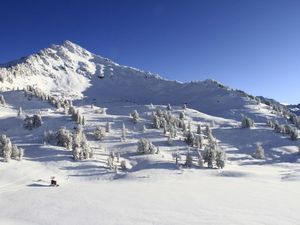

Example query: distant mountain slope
[0,40,268,119]
[287,104,300,115]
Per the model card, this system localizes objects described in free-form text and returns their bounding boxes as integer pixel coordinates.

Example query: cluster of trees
[69,106,85,125]
[25,85,71,110]
[23,114,43,130]
[266,119,299,141]
[0,134,24,162]
[152,106,226,169]
[45,127,93,160]
[257,96,300,128]
[241,116,255,128]
[137,138,157,154]
[106,151,132,172]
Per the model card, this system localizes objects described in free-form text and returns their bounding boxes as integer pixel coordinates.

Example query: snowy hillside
[0,41,300,225]
[0,40,257,119]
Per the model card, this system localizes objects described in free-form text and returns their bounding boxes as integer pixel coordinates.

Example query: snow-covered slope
[1,41,300,225]
[0,40,255,119]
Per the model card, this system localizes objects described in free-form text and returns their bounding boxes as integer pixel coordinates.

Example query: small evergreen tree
[252,143,265,159]
[130,110,140,123]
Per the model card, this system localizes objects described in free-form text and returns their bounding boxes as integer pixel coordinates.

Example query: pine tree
[252,143,265,159]
[130,110,139,123]
[166,104,172,111]
[216,149,226,169]
[185,130,195,146]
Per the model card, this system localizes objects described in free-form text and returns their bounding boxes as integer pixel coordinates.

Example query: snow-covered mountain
[0,40,257,119]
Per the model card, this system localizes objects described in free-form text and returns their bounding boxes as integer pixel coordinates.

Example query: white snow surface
[0,41,300,225]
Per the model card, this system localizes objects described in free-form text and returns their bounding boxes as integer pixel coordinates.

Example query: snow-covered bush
[241,116,255,128]
[94,126,105,140]
[130,110,139,123]
[120,160,132,170]
[23,115,43,130]
[252,143,265,159]
[137,138,156,154]
[290,128,299,141]
[56,127,73,149]
[182,104,187,110]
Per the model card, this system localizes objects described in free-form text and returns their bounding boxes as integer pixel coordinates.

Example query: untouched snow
[0,90,299,225]
[0,41,299,225]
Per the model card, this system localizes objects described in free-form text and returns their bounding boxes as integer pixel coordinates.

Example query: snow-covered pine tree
[94,126,105,140]
[216,149,226,169]
[179,112,185,120]
[2,136,12,162]
[203,146,215,168]
[241,116,255,128]
[56,127,73,149]
[252,143,265,159]
[153,115,160,129]
[290,128,299,141]
[185,130,195,146]
[166,104,172,111]
[130,110,140,123]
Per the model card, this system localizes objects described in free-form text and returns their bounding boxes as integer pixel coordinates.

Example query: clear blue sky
[0,0,299,104]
